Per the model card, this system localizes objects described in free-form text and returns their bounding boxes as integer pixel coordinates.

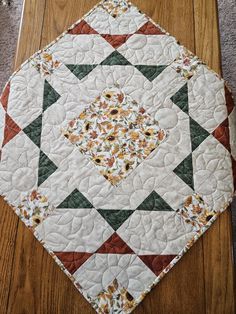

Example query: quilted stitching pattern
[0,0,235,313]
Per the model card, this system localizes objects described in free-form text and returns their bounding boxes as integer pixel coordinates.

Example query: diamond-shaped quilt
[0,0,235,313]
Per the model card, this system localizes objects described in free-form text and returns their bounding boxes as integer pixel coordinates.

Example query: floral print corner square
[101,0,130,18]
[63,87,167,185]
[177,194,218,232]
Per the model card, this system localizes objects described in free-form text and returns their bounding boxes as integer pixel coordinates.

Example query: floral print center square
[63,87,167,185]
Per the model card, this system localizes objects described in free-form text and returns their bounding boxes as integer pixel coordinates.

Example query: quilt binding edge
[0,0,235,312]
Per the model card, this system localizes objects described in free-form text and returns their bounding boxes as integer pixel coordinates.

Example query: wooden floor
[0,0,235,313]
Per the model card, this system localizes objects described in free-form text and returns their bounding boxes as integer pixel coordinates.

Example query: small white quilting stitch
[49,34,115,65]
[74,254,139,297]
[193,134,233,211]
[84,5,148,34]
[7,64,45,129]
[117,211,195,255]
[188,65,227,133]
[38,149,113,208]
[154,172,194,210]
[0,132,39,205]
[118,34,181,65]
[35,207,114,252]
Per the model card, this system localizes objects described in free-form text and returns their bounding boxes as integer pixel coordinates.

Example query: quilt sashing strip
[0,0,236,313]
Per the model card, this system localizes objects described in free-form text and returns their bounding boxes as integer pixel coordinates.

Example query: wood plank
[202,211,235,314]
[6,1,96,313]
[0,201,18,314]
[7,220,95,314]
[41,0,99,46]
[136,239,206,314]
[194,1,235,313]
[14,0,46,68]
[0,1,46,313]
[134,0,195,51]
[193,0,221,73]
[133,1,206,313]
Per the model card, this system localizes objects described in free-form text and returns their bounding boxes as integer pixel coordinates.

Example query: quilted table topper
[0,0,236,313]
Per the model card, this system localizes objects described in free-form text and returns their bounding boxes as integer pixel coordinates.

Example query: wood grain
[14,0,46,69]
[0,201,18,314]
[0,0,234,313]
[193,0,221,74]
[0,1,46,313]
[194,1,235,313]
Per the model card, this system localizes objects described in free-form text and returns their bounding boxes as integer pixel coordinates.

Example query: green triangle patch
[43,80,61,112]
[190,117,210,151]
[173,153,194,190]
[136,191,173,211]
[135,65,167,82]
[101,50,131,65]
[38,150,57,186]
[97,209,134,231]
[66,64,97,80]
[170,83,189,114]
[23,114,42,148]
[57,189,93,208]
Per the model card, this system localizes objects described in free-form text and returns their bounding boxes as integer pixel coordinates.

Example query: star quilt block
[0,0,235,313]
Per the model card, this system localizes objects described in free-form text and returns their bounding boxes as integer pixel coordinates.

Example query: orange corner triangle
[54,252,93,274]
[101,34,131,49]
[212,118,230,152]
[96,232,134,254]
[138,255,176,276]
[136,21,165,35]
[0,82,10,111]
[3,113,21,147]
[68,20,98,35]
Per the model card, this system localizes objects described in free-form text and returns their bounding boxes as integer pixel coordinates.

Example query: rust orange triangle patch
[3,113,21,147]
[136,21,165,35]
[68,20,98,35]
[96,233,134,254]
[212,118,230,152]
[138,255,176,276]
[0,82,10,111]
[101,34,131,49]
[54,252,93,274]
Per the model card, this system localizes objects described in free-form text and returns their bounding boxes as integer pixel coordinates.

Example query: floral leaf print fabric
[63,87,167,185]
[15,190,54,229]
